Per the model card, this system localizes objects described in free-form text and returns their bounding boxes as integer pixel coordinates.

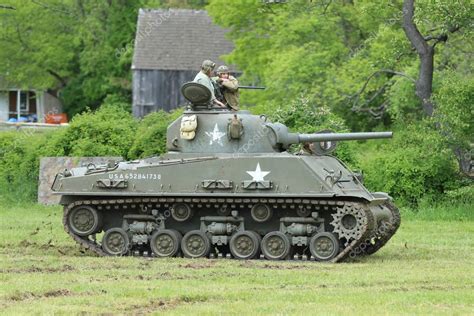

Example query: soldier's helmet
[201,60,216,72]
[216,65,230,74]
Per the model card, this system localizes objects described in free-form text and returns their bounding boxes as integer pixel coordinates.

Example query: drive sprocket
[331,204,368,246]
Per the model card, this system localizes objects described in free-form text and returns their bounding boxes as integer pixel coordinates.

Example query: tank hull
[53,153,400,262]
[54,153,375,199]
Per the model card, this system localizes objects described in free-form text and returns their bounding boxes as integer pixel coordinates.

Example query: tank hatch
[181,82,212,109]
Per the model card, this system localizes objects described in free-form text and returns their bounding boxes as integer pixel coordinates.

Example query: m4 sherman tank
[52,83,400,262]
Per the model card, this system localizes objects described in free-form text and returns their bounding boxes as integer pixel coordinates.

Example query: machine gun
[238,86,266,90]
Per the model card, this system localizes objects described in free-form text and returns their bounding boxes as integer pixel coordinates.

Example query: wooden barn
[132,9,235,117]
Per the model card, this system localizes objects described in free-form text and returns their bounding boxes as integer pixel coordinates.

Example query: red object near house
[45,113,68,124]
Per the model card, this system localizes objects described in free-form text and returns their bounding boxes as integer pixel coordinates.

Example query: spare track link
[63,198,373,263]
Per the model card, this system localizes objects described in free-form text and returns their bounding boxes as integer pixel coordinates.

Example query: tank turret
[52,82,400,263]
[169,83,393,154]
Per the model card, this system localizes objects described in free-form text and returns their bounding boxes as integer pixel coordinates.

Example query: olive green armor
[53,83,400,262]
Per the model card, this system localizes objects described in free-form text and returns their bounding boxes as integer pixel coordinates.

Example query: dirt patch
[7,289,72,302]
[388,284,474,293]
[238,260,310,270]
[43,289,72,298]
[178,260,217,269]
[123,295,209,314]
[136,271,180,281]
[18,239,37,248]
[101,271,191,282]
[1,264,75,274]
[125,299,183,314]
[16,239,84,256]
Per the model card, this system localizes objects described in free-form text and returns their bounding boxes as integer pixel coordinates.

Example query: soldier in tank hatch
[214,65,240,111]
[193,60,226,108]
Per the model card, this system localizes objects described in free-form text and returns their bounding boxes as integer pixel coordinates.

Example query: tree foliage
[0,0,472,204]
[208,0,472,130]
[0,0,207,117]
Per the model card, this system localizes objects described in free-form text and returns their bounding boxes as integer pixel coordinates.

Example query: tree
[0,0,206,117]
[0,0,79,93]
[209,0,473,179]
[402,0,469,116]
[401,0,472,176]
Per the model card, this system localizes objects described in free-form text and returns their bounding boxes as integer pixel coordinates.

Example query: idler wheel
[251,203,272,222]
[68,206,102,236]
[102,228,130,256]
[150,229,181,257]
[261,231,291,260]
[364,201,401,255]
[229,231,261,259]
[309,232,340,261]
[181,230,211,258]
[171,203,194,222]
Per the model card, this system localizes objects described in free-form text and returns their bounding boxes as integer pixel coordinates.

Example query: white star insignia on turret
[246,163,270,182]
[205,123,226,146]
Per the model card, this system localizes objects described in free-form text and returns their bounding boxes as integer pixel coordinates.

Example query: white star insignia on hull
[246,163,270,182]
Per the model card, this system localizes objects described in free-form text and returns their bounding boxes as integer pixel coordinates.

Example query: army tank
[52,82,400,262]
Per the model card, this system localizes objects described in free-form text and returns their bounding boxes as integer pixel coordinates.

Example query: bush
[0,99,468,207]
[0,104,183,202]
[443,185,474,204]
[0,131,52,201]
[45,103,138,159]
[433,70,474,148]
[359,121,461,206]
[128,109,183,159]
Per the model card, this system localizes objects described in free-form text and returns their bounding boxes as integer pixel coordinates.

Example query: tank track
[63,197,382,263]
[359,201,401,256]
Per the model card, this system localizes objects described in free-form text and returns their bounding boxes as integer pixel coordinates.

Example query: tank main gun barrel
[238,86,266,90]
[297,132,393,143]
[266,123,393,149]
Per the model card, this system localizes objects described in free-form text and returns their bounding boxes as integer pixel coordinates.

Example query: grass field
[0,201,473,315]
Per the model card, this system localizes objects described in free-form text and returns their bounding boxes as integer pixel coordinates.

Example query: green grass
[400,202,474,221]
[0,202,473,315]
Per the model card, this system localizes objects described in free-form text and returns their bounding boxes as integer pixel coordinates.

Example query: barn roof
[132,9,236,71]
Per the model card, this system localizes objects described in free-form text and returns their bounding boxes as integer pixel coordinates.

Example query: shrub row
[0,102,470,206]
[0,103,181,202]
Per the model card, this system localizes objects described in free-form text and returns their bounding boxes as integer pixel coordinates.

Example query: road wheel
[261,231,291,260]
[102,228,129,256]
[309,232,339,261]
[181,230,211,258]
[150,229,181,257]
[230,231,260,259]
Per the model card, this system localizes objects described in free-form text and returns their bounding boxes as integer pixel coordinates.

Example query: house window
[20,91,29,111]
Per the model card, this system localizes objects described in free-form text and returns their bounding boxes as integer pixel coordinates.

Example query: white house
[0,77,64,123]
